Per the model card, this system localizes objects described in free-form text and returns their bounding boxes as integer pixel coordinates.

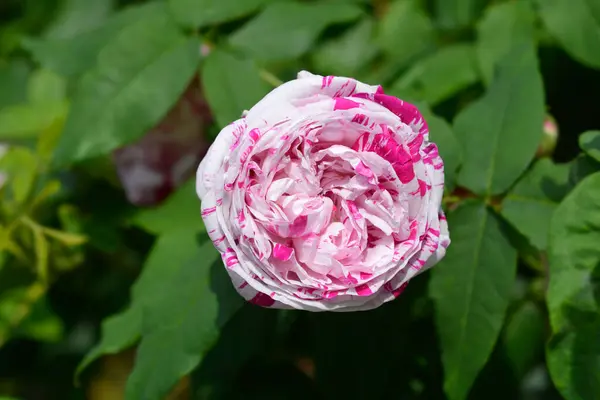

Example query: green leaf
[169,0,273,29]
[131,232,210,308]
[0,69,69,140]
[501,159,571,250]
[547,315,600,400]
[502,301,545,380]
[430,201,517,400]
[77,229,206,378]
[454,42,545,196]
[376,0,434,65]
[546,171,600,396]
[547,172,600,331]
[125,241,242,400]
[0,60,30,109]
[429,117,462,190]
[419,107,462,189]
[0,147,38,204]
[27,69,67,104]
[579,130,600,162]
[43,0,115,40]
[476,1,535,86]
[534,0,600,69]
[0,102,68,140]
[75,306,141,380]
[16,296,64,343]
[132,179,204,235]
[201,49,270,128]
[434,0,486,30]
[311,18,377,77]
[229,2,363,61]
[37,117,69,163]
[23,2,166,77]
[388,44,479,106]
[0,283,48,346]
[53,12,200,165]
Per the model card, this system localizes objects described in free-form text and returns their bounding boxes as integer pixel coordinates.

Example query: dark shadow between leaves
[494,207,539,262]
[224,357,323,400]
[208,258,244,328]
[568,155,600,188]
[468,341,520,400]
[591,261,600,311]
[306,273,446,399]
[189,258,281,399]
[582,133,600,156]
[190,302,278,400]
[540,176,570,203]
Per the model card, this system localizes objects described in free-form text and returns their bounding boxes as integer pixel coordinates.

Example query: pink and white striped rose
[196,71,450,311]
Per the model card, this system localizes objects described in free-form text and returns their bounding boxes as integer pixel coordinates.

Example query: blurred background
[0,0,599,399]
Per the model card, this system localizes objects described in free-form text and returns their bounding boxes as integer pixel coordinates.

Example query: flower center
[241,126,415,283]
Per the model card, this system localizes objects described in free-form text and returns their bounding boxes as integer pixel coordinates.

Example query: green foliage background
[1,0,599,399]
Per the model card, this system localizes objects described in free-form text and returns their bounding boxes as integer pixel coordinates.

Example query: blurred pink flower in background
[113,78,213,206]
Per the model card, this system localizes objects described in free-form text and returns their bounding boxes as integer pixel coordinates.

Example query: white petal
[196,119,244,200]
[244,71,381,131]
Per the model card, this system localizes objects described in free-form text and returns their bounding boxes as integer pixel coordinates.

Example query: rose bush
[5,0,599,398]
[196,71,449,311]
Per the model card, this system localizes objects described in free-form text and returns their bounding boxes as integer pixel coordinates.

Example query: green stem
[20,216,49,283]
